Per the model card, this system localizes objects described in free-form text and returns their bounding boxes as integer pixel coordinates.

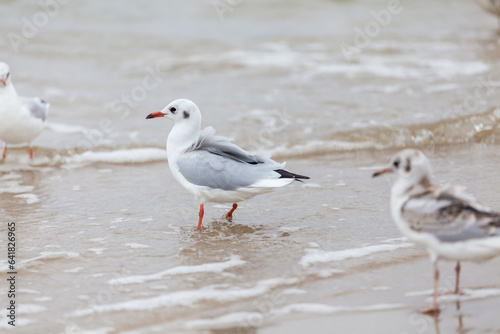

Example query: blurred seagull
[0,62,48,159]
[146,98,309,230]
[476,0,500,31]
[373,149,500,315]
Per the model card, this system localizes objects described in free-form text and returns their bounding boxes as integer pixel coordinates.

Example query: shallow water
[1,0,500,333]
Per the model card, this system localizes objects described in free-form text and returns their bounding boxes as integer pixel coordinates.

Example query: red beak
[372,168,393,178]
[1,78,5,86]
[146,111,166,119]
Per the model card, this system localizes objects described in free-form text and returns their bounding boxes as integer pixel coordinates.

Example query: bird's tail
[274,169,310,182]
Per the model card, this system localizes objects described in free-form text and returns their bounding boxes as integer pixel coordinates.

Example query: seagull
[476,0,500,31]
[373,149,500,315]
[146,98,309,230]
[0,62,48,159]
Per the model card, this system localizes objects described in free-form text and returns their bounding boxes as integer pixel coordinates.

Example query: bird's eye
[169,107,176,114]
[393,159,400,168]
[6,72,9,79]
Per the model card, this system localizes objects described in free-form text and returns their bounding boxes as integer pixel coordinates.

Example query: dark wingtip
[275,169,310,180]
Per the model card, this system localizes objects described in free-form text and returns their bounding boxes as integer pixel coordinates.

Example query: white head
[373,149,432,186]
[0,62,11,87]
[146,98,202,126]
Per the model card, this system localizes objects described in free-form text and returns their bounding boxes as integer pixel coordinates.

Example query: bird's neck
[0,82,18,101]
[392,174,431,199]
[167,121,201,156]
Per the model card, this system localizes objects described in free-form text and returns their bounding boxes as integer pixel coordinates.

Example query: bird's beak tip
[372,168,392,178]
[146,111,164,119]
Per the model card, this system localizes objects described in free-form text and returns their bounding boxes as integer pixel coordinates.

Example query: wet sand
[1,144,500,333]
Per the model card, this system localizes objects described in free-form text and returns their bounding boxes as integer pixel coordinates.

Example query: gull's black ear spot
[183,110,189,119]
[405,157,412,172]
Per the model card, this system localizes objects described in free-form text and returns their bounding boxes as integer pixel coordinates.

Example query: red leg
[422,261,441,315]
[197,204,204,230]
[29,147,34,159]
[454,262,461,294]
[2,145,6,159]
[225,203,238,219]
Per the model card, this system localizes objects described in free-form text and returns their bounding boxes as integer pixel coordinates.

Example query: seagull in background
[476,0,500,32]
[0,62,48,159]
[146,98,309,230]
[373,149,500,315]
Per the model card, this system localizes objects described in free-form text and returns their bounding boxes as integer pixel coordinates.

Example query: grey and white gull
[146,98,309,230]
[0,62,48,159]
[373,149,500,315]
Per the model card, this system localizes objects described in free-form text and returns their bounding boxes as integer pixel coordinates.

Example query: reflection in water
[454,301,465,334]
[429,301,466,334]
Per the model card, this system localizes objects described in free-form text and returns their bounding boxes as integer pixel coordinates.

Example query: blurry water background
[0,0,500,333]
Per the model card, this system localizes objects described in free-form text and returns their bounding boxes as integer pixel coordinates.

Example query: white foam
[279,226,306,233]
[124,243,150,249]
[19,304,47,314]
[89,238,106,243]
[407,288,500,302]
[313,268,345,278]
[72,277,299,317]
[88,248,107,255]
[108,255,246,285]
[64,267,84,273]
[17,289,40,294]
[62,325,114,334]
[282,288,307,295]
[405,289,434,297]
[34,296,53,302]
[184,312,263,330]
[162,224,182,235]
[0,251,79,271]
[441,288,500,302]
[270,140,379,159]
[299,243,414,267]
[0,181,34,194]
[415,59,489,78]
[98,168,113,173]
[65,148,166,165]
[273,302,404,317]
[14,193,40,204]
[0,172,21,180]
[381,237,408,243]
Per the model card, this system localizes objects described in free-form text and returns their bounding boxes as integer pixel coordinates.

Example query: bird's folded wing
[176,150,282,191]
[20,96,48,121]
[401,187,500,242]
[190,127,275,165]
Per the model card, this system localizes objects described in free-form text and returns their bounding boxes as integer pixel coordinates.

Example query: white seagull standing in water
[0,62,48,159]
[373,149,500,315]
[146,99,309,230]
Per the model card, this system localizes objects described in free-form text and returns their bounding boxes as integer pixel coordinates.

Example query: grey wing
[20,96,49,121]
[191,127,276,165]
[176,150,280,191]
[402,190,500,242]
